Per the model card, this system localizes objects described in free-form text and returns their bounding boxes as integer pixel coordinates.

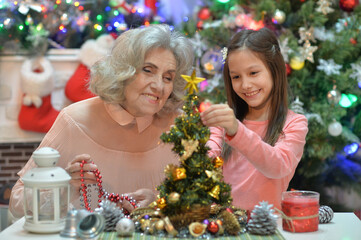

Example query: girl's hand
[121,188,156,213]
[65,154,98,200]
[200,104,239,137]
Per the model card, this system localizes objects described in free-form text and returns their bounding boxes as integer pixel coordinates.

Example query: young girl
[200,28,308,211]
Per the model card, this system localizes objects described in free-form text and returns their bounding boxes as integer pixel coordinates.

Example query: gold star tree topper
[181,69,206,94]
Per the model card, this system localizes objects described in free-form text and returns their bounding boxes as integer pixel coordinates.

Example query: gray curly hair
[89,24,194,115]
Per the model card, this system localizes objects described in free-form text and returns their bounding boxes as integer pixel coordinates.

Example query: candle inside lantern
[281,191,319,233]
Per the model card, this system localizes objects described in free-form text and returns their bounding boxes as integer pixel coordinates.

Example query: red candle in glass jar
[281,191,319,233]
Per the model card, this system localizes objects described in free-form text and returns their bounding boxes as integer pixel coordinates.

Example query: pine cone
[218,209,241,235]
[247,201,277,235]
[96,200,125,231]
[319,205,333,223]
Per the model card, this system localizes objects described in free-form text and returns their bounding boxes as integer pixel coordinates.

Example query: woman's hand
[65,154,98,201]
[200,103,239,137]
[121,188,156,213]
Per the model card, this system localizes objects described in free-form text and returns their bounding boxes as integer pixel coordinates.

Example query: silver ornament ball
[116,217,135,237]
[273,9,286,24]
[327,89,341,105]
[328,121,342,136]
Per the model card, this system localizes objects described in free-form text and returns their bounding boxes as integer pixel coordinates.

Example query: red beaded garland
[79,160,138,214]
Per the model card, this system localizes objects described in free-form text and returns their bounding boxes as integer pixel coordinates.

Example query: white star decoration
[299,41,318,63]
[189,32,208,58]
[350,62,361,82]
[316,0,334,15]
[279,38,292,63]
[298,27,316,44]
[317,59,342,76]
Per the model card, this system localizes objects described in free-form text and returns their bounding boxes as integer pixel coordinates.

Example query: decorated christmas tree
[157,70,232,224]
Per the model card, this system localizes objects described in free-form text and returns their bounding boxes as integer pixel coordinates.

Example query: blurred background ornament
[290,96,305,115]
[328,120,343,136]
[272,9,286,24]
[316,0,335,14]
[290,56,305,70]
[317,59,342,76]
[339,0,359,12]
[198,6,212,20]
[201,49,223,75]
[327,85,342,105]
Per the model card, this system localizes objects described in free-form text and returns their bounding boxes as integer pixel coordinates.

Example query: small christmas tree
[157,70,232,214]
[158,69,232,225]
[130,70,245,236]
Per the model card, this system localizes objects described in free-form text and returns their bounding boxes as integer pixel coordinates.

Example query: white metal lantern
[22,147,71,233]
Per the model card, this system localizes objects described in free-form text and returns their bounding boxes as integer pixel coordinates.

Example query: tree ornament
[188,222,207,237]
[180,139,199,161]
[116,217,135,236]
[198,7,212,20]
[290,96,305,115]
[316,0,335,14]
[350,63,361,83]
[189,32,208,59]
[286,63,292,76]
[298,27,316,44]
[328,120,343,136]
[247,201,277,235]
[208,185,220,200]
[207,221,219,234]
[339,0,359,12]
[213,156,224,168]
[290,56,305,70]
[299,41,318,63]
[327,85,342,105]
[272,9,286,24]
[181,69,206,94]
[201,49,223,75]
[97,200,125,232]
[172,167,187,180]
[279,38,292,63]
[199,101,211,112]
[317,59,342,76]
[350,38,357,45]
[168,192,180,204]
[319,205,334,223]
[157,197,167,209]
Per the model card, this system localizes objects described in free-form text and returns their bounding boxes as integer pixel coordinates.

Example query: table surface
[0,213,360,240]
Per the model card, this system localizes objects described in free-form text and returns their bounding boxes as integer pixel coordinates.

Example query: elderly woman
[9,24,194,218]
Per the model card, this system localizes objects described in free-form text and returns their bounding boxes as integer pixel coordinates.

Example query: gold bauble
[141,219,151,231]
[208,185,220,200]
[272,9,286,24]
[172,167,186,180]
[168,192,180,204]
[155,219,165,231]
[213,156,224,168]
[157,197,167,209]
[189,222,207,237]
[290,56,305,70]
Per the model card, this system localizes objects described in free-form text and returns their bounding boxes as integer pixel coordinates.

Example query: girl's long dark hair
[223,27,288,147]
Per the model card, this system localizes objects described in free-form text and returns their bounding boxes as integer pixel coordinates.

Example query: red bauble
[285,63,292,76]
[207,221,219,234]
[197,21,204,29]
[198,7,212,20]
[350,38,357,45]
[199,101,211,113]
[339,0,359,12]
